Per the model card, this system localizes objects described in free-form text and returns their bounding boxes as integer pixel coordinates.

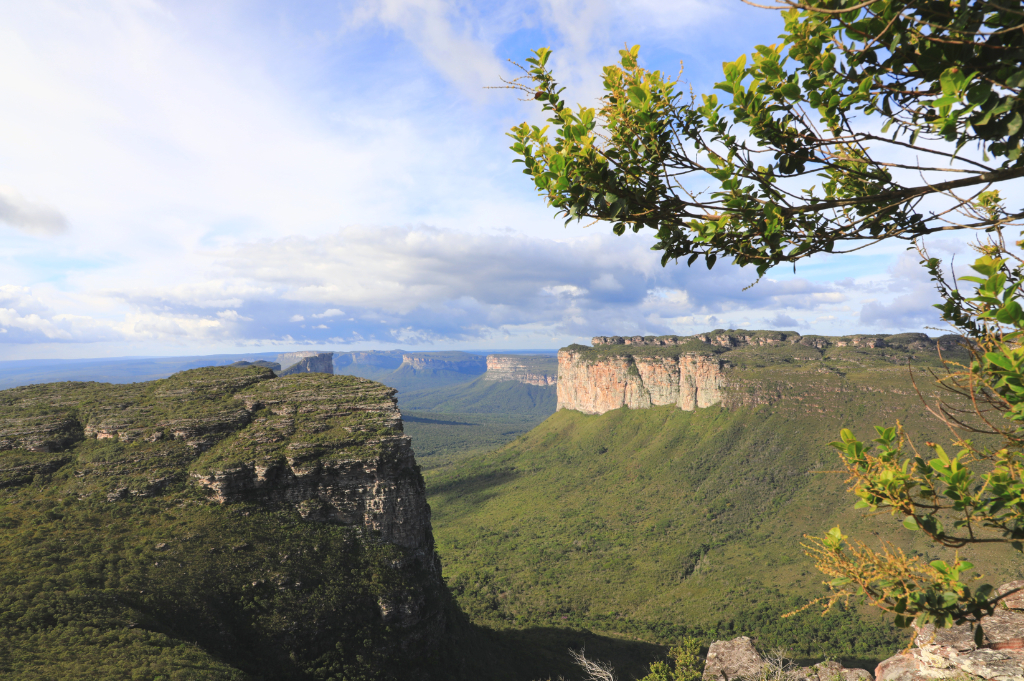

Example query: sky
[0,0,991,359]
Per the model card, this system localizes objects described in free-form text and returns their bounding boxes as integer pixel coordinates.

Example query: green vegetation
[0,367,447,680]
[508,3,1022,273]
[424,364,1020,668]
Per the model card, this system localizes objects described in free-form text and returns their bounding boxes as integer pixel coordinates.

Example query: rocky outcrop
[335,350,406,370]
[0,367,447,654]
[277,351,334,375]
[557,348,726,414]
[559,330,969,415]
[876,582,1024,681]
[484,355,558,386]
[399,352,487,374]
[703,636,872,681]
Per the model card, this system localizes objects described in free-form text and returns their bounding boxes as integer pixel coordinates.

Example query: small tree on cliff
[507,0,1024,636]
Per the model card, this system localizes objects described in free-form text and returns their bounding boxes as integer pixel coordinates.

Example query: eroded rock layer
[559,329,967,415]
[0,367,446,651]
[484,354,558,386]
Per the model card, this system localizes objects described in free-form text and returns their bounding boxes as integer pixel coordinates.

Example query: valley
[2,331,1020,680]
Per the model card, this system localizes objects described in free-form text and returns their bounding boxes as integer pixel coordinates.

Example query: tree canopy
[509,0,1024,637]
[508,0,1024,276]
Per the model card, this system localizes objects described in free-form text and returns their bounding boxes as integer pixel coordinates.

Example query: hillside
[0,367,452,680]
[400,375,556,459]
[424,331,1021,669]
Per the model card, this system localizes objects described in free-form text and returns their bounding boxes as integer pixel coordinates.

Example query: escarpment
[484,354,558,386]
[559,330,968,415]
[277,350,334,375]
[399,351,487,374]
[0,366,449,678]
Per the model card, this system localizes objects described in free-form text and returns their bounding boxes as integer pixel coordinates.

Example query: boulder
[703,637,766,681]
[702,637,873,681]
[875,581,1024,681]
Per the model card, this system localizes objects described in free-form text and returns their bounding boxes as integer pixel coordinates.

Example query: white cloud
[312,308,344,318]
[0,186,68,235]
[289,314,305,322]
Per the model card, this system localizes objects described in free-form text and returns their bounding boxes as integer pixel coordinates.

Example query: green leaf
[781,83,801,100]
[903,516,919,531]
[1008,112,1023,137]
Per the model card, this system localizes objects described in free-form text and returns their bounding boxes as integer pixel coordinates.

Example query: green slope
[0,369,450,681]
[400,378,557,459]
[424,351,1022,668]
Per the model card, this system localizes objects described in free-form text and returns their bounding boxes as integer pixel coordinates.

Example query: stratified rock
[557,349,725,414]
[277,351,334,375]
[558,330,970,415]
[399,352,487,374]
[875,582,1024,681]
[484,354,557,386]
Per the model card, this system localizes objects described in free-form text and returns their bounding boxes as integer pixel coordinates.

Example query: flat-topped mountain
[0,366,450,680]
[484,355,557,386]
[558,330,966,414]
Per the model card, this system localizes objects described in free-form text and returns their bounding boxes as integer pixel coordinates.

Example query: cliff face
[277,351,335,375]
[0,367,448,674]
[557,349,724,414]
[559,329,966,415]
[190,375,438,578]
[399,352,487,374]
[484,355,558,386]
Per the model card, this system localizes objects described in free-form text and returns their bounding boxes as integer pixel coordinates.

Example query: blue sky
[0,0,977,359]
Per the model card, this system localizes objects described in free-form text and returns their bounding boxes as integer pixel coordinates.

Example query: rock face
[0,367,447,655]
[399,352,487,374]
[703,636,872,681]
[277,351,334,375]
[557,348,726,414]
[558,330,967,415]
[484,354,558,386]
[876,582,1024,681]
[334,350,405,370]
[190,375,438,577]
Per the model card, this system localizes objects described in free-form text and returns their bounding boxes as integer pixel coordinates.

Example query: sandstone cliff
[0,366,447,665]
[483,354,558,386]
[277,351,334,375]
[399,352,487,374]
[559,330,966,415]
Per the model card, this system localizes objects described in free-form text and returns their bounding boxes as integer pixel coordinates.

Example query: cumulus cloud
[0,186,69,235]
[312,308,344,318]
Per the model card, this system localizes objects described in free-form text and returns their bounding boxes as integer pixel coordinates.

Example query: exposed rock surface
[0,366,446,650]
[875,582,1024,681]
[484,354,558,386]
[277,351,334,375]
[559,330,968,415]
[334,350,406,370]
[703,636,872,681]
[399,352,487,374]
[557,348,725,414]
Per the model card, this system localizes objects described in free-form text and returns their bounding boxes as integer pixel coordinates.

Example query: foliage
[0,367,446,680]
[506,0,1024,636]
[507,1,1024,275]
[426,365,994,666]
[639,638,703,681]
[804,232,1024,635]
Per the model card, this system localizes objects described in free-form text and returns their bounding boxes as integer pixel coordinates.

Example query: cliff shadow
[454,621,665,681]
